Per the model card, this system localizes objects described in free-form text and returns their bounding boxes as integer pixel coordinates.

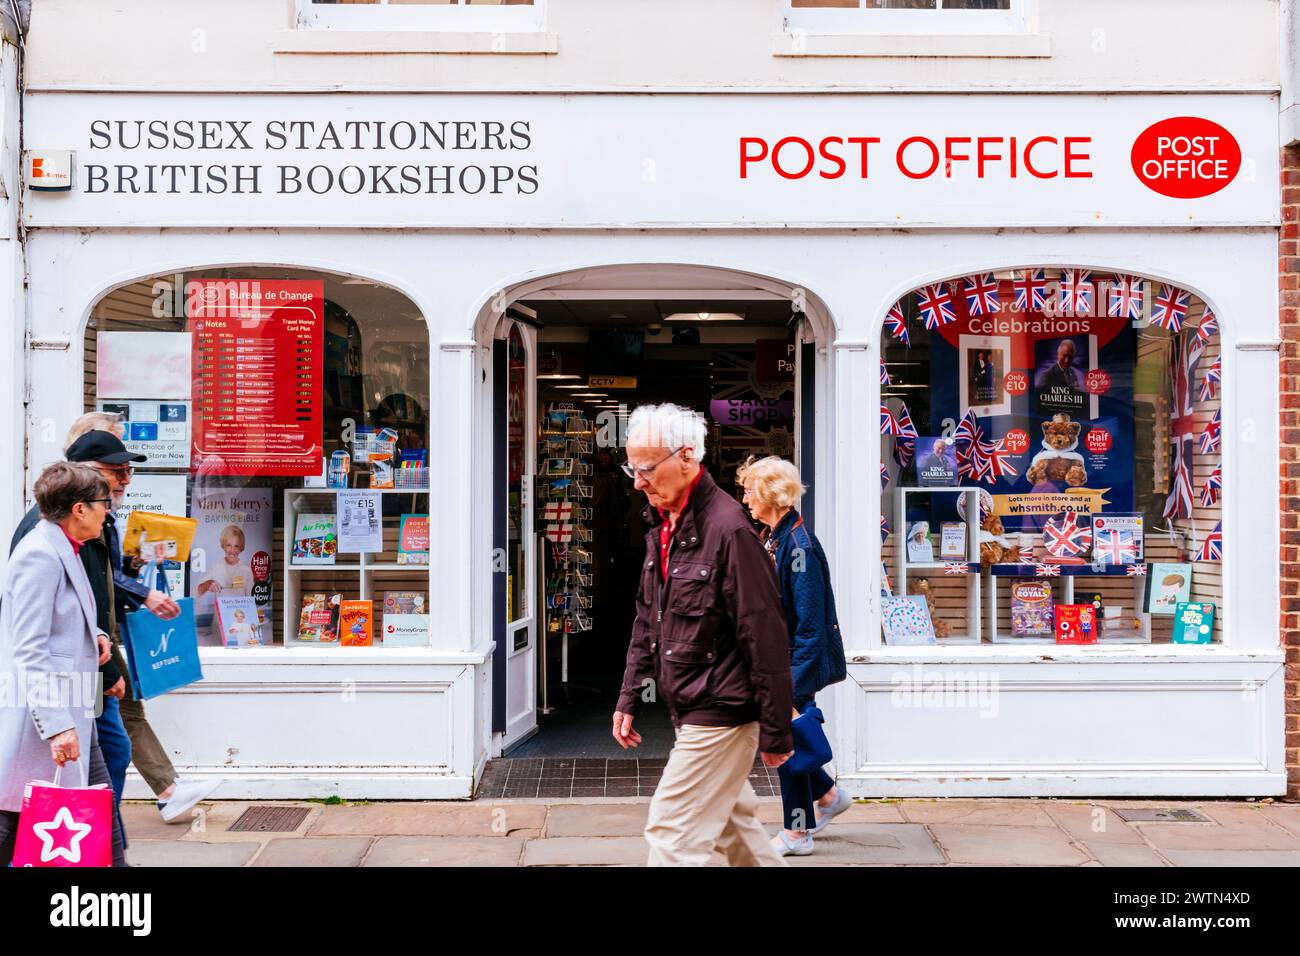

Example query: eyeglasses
[621,446,683,480]
[83,498,113,510]
[98,464,134,480]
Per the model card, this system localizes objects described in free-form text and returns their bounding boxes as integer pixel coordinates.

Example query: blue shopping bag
[123,596,204,700]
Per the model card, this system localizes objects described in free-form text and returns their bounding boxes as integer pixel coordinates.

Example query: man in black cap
[11,423,221,823]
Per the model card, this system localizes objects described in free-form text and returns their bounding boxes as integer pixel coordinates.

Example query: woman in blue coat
[738,456,851,857]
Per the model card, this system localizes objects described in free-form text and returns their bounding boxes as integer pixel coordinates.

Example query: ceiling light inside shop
[538,373,582,381]
[662,312,745,322]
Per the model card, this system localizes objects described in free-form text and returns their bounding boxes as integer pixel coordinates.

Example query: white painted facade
[7,1,1290,798]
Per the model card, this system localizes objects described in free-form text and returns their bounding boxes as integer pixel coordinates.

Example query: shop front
[14,90,1284,798]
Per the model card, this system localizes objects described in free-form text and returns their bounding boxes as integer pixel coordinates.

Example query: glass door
[494,321,538,750]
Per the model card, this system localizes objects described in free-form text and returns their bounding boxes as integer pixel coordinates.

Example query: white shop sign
[21,93,1278,229]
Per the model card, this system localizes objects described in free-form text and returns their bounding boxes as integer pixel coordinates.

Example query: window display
[881,266,1223,646]
[86,267,432,650]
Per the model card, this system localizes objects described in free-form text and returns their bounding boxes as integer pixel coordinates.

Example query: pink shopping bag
[12,761,113,868]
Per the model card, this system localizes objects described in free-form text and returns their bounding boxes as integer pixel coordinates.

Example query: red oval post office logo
[1131,117,1241,199]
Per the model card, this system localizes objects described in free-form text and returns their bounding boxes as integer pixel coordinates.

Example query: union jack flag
[885,300,910,346]
[1196,310,1219,345]
[1059,269,1094,315]
[1034,563,1061,577]
[1093,528,1137,566]
[1043,510,1091,559]
[916,283,957,330]
[952,409,1013,484]
[1200,467,1222,507]
[1013,268,1049,310]
[1150,285,1190,332]
[953,409,982,449]
[880,463,890,493]
[963,273,1000,316]
[986,441,1019,479]
[1200,408,1221,454]
[1199,359,1220,402]
[1107,274,1144,320]
[892,401,917,468]
[1194,521,1222,561]
[1163,333,1201,520]
[880,515,891,543]
[881,403,898,435]
[880,360,891,387]
[944,562,971,575]
[1126,564,1147,577]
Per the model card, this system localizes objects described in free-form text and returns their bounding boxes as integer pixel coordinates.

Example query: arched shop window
[85,268,431,650]
[879,268,1222,647]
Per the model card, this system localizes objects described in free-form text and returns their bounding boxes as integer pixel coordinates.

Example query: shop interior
[505,297,803,758]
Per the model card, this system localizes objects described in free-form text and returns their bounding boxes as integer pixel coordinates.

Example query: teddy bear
[906,578,952,639]
[1025,413,1088,487]
[978,513,1021,567]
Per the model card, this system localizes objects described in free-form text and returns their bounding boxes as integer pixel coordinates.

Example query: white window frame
[785,0,1030,36]
[297,0,546,34]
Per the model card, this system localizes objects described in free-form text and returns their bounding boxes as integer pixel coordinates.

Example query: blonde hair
[736,455,805,510]
[64,411,126,453]
[219,525,246,549]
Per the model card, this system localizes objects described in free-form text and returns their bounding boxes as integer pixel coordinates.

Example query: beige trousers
[644,721,786,867]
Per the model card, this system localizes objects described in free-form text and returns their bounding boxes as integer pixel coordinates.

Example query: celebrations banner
[927,278,1137,533]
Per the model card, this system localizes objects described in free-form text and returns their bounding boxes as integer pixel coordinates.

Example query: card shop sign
[709,399,793,425]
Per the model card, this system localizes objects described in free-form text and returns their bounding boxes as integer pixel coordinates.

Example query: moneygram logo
[1130,117,1241,199]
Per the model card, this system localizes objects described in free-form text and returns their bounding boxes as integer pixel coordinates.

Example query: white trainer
[159,777,223,823]
[810,787,853,834]
[772,830,815,857]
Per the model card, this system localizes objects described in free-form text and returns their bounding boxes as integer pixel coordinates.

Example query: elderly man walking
[612,403,794,867]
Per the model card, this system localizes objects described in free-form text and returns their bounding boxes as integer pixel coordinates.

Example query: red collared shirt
[658,468,704,583]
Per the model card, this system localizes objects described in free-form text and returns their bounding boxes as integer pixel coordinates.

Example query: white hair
[626,403,707,463]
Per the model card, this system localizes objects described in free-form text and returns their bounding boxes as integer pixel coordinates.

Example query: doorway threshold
[476,756,783,800]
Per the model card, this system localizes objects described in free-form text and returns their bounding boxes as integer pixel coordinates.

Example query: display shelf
[282,488,431,648]
[988,560,1151,644]
[895,486,983,645]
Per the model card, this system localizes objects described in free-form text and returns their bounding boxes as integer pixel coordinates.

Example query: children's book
[1010,580,1053,637]
[1054,603,1097,644]
[215,596,265,647]
[339,599,374,647]
[292,513,337,566]
[297,593,340,643]
[881,595,937,645]
[1172,602,1216,644]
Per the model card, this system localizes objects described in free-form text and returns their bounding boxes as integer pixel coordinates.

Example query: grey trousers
[0,728,128,867]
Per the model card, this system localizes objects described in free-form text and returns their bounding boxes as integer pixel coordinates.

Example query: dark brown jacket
[616,468,794,754]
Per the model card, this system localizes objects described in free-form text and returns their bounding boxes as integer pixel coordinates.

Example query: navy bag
[787,704,833,776]
[123,593,204,700]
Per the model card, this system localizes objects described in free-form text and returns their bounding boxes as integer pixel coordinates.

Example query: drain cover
[229,806,310,832]
[1113,807,1211,823]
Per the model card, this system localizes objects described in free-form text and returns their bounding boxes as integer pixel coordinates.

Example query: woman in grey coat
[0,462,126,866]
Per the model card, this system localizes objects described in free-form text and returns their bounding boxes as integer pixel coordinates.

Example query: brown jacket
[616,468,794,754]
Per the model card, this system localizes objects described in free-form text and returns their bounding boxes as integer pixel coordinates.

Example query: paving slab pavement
[119,797,1300,867]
